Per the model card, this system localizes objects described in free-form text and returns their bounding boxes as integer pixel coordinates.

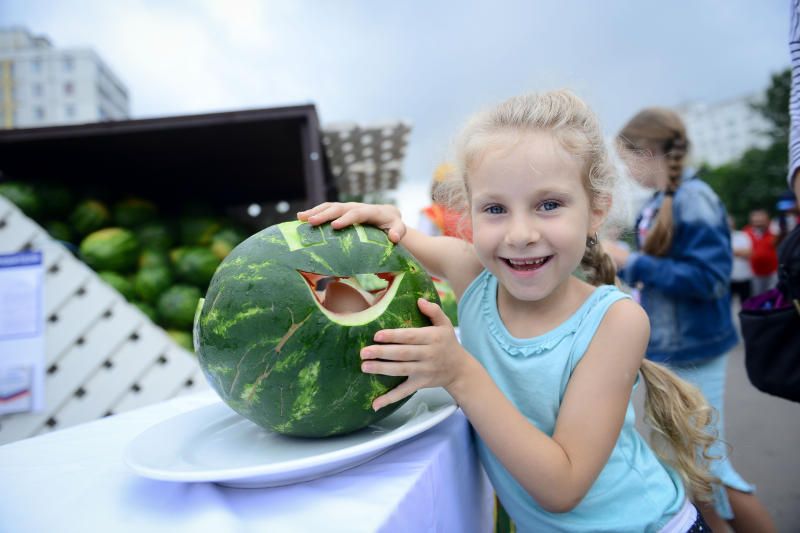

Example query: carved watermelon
[193,220,439,437]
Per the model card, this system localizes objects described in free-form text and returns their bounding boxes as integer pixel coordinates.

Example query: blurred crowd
[730,192,799,303]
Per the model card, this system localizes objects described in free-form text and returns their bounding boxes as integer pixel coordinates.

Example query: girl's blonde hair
[440,90,717,501]
[617,108,689,257]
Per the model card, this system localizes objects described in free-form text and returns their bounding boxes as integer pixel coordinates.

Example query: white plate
[124,387,457,488]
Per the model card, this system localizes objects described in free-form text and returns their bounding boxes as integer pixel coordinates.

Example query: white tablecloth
[0,390,493,533]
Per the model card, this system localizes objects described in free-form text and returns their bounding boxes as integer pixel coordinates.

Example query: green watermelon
[134,265,173,303]
[138,249,170,270]
[179,216,221,246]
[158,284,202,329]
[210,227,247,260]
[174,246,221,288]
[70,199,111,236]
[45,220,74,243]
[136,222,175,251]
[79,228,139,272]
[114,197,158,227]
[194,221,440,438]
[98,271,135,300]
[0,181,40,218]
[34,182,73,218]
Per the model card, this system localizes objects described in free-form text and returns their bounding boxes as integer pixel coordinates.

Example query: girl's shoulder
[574,283,633,328]
[569,281,635,329]
[541,280,633,347]
[571,286,648,368]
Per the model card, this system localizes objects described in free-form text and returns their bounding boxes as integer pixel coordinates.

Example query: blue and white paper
[0,251,44,415]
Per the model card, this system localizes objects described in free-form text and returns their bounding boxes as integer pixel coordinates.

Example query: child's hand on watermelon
[359,297,468,411]
[298,202,407,243]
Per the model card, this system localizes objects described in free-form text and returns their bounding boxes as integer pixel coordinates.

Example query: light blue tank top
[459,270,686,533]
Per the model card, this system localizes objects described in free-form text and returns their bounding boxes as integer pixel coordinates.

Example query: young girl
[606,108,776,533]
[299,91,715,532]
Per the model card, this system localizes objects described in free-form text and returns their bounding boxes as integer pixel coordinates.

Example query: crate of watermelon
[0,194,207,444]
[0,105,334,442]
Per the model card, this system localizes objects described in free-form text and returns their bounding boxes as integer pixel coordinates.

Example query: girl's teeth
[509,258,545,265]
[505,256,551,271]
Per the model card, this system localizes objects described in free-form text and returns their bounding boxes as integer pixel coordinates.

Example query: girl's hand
[298,202,407,243]
[360,298,466,410]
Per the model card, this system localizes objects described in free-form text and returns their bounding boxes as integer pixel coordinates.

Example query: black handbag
[738,224,800,403]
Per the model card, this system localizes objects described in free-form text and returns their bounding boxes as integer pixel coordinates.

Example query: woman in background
[603,107,775,532]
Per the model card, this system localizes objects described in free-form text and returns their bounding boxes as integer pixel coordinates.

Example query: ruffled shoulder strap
[567,286,632,370]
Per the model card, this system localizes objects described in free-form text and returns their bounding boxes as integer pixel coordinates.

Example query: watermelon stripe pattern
[194,221,439,437]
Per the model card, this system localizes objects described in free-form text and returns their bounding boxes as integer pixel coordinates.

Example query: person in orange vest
[418,163,473,241]
[417,163,470,326]
[744,208,779,296]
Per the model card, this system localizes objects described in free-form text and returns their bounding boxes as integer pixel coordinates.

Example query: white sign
[0,251,44,415]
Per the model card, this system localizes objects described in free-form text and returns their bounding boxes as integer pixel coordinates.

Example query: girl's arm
[448,299,649,512]
[299,202,482,298]
[364,297,649,512]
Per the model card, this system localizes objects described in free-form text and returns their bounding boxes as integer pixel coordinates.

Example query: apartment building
[0,27,129,129]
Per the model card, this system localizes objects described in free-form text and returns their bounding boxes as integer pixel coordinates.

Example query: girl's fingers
[351,204,395,226]
[307,204,351,225]
[373,327,428,345]
[386,220,406,243]
[301,202,366,225]
[361,359,413,377]
[298,203,405,242]
[369,306,448,348]
[307,204,378,229]
[328,207,372,229]
[417,298,451,327]
[297,202,334,220]
[372,380,419,411]
[361,343,419,361]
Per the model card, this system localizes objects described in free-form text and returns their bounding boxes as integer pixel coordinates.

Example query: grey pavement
[633,309,800,532]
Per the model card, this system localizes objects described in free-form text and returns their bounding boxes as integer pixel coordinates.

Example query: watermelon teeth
[298,270,398,313]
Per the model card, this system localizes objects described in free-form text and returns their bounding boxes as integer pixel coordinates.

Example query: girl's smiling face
[468,130,605,309]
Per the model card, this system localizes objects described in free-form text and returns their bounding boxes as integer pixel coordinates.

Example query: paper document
[0,252,44,415]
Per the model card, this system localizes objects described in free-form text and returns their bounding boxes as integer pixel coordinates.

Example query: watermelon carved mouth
[298,270,403,325]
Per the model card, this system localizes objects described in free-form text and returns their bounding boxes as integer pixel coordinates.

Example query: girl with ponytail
[302,91,725,532]
[606,108,776,532]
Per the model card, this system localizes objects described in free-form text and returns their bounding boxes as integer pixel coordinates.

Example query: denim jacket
[619,172,739,363]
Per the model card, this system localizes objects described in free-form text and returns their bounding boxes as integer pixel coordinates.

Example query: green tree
[751,69,790,144]
[702,68,790,226]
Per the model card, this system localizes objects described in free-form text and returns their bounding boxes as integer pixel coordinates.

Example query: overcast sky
[0,0,790,221]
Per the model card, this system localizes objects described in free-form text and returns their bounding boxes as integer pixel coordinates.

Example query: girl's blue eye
[540,200,560,212]
[485,205,505,214]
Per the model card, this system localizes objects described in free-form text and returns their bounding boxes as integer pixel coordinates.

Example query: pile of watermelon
[0,180,249,352]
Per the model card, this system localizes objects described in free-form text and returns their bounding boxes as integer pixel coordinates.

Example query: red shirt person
[743,209,778,296]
